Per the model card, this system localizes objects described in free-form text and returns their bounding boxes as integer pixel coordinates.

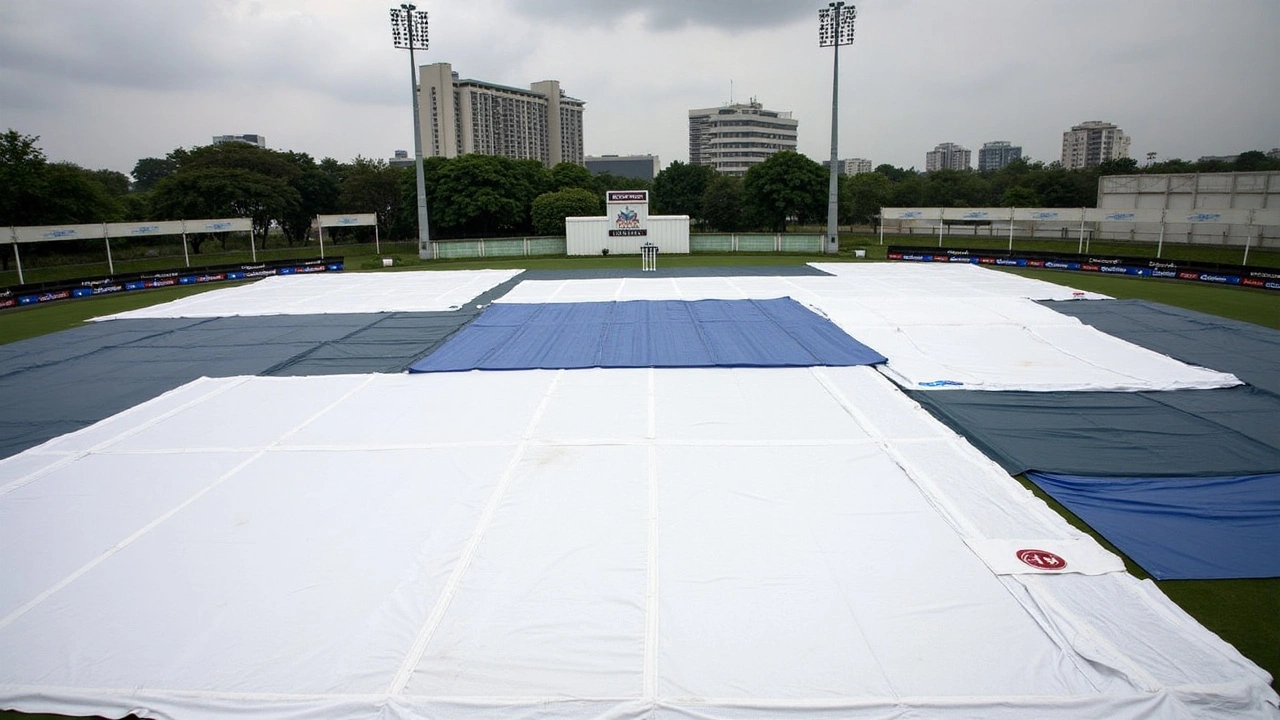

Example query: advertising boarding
[607,190,648,237]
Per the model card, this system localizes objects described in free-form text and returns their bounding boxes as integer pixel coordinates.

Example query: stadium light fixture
[819,2,855,255]
[389,4,433,259]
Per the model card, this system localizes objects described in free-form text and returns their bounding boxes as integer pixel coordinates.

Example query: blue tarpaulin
[1027,471,1280,580]
[409,298,887,373]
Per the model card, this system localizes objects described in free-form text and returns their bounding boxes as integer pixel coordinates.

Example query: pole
[878,216,884,245]
[182,231,190,267]
[1077,209,1085,254]
[250,226,257,262]
[375,223,381,255]
[407,20,433,261]
[1156,208,1166,258]
[13,243,23,285]
[1243,210,1254,266]
[825,3,841,256]
[105,237,114,275]
[318,218,325,260]
[1007,208,1014,252]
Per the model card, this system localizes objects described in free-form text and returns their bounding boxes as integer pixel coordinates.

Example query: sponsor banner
[104,220,187,239]
[1,257,343,309]
[317,213,377,228]
[885,246,1278,292]
[606,190,648,237]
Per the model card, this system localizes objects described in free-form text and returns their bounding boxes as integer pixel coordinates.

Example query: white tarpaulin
[810,296,1240,392]
[92,269,522,319]
[496,263,1110,305]
[0,368,1273,720]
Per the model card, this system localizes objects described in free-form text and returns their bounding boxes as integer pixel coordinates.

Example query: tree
[841,172,893,224]
[548,162,594,192]
[339,157,407,240]
[591,171,650,195]
[430,154,538,235]
[531,188,602,236]
[278,151,339,245]
[1000,185,1041,207]
[42,163,124,223]
[151,167,300,253]
[131,156,178,192]
[700,174,745,232]
[921,169,993,208]
[0,129,49,227]
[651,161,717,221]
[87,169,132,196]
[742,151,826,232]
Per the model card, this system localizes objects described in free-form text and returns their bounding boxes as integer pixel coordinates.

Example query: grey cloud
[506,0,813,32]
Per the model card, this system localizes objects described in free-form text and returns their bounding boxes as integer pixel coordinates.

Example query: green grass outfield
[0,257,1275,718]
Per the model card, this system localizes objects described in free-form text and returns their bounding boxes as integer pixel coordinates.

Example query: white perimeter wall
[566,215,690,256]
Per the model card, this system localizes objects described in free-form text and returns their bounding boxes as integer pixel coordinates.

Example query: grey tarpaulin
[910,386,1280,477]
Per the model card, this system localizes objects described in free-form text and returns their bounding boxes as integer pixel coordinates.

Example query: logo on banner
[1105,213,1135,221]
[1017,548,1067,570]
[607,190,648,237]
[1188,213,1221,222]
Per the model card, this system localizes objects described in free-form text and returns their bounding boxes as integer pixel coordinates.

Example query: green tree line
[5,129,1278,248]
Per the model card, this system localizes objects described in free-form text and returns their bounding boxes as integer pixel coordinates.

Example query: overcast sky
[2,0,1278,177]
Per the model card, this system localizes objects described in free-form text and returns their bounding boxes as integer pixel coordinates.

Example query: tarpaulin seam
[0,376,249,498]
[643,368,660,700]
[0,373,378,634]
[385,369,566,696]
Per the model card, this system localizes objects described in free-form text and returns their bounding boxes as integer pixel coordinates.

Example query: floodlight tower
[390,4,433,260]
[819,2,855,255]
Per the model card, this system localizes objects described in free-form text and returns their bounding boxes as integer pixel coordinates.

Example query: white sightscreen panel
[93,269,522,319]
[318,213,378,228]
[187,217,253,233]
[104,220,189,239]
[1083,209,1167,224]
[1,370,1274,720]
[1012,208,1084,222]
[1254,209,1280,226]
[940,207,1011,221]
[881,207,942,220]
[12,223,104,243]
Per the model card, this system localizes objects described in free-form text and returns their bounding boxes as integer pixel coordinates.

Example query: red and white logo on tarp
[1016,548,1068,571]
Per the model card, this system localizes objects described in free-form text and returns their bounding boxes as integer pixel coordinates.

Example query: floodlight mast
[819,2,855,255]
[390,4,433,259]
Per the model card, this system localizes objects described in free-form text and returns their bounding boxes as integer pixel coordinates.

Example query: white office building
[688,100,798,176]
[212,134,266,148]
[1061,121,1131,170]
[926,143,971,172]
[417,62,584,167]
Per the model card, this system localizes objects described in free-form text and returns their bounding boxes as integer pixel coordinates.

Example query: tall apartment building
[824,158,874,175]
[212,134,266,148]
[977,141,1022,171]
[688,100,798,176]
[925,143,971,172]
[1061,121,1131,169]
[417,62,585,167]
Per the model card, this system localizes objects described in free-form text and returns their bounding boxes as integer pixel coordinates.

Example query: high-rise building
[977,141,1022,171]
[1061,121,1131,169]
[925,143,971,172]
[585,154,660,181]
[416,62,585,168]
[212,134,266,148]
[824,158,873,175]
[688,100,798,176]
[846,158,873,175]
